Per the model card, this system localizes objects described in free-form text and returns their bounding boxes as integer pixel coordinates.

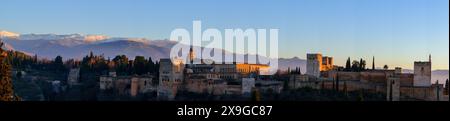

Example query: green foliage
[53,55,67,74]
[359,58,366,70]
[108,55,159,76]
[1,40,163,101]
[133,56,146,75]
[345,57,351,71]
[351,60,360,72]
[54,56,63,65]
[289,67,301,74]
[0,59,16,101]
[344,57,368,72]
[0,40,20,101]
[147,57,155,73]
[112,55,129,75]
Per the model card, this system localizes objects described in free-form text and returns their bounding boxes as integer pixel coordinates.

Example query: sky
[0,0,448,70]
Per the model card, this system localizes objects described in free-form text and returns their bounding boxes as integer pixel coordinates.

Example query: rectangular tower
[321,56,334,71]
[158,58,184,100]
[387,77,400,101]
[413,61,431,87]
[306,53,322,78]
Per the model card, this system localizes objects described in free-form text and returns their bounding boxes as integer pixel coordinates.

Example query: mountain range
[1,30,447,83]
[1,30,305,69]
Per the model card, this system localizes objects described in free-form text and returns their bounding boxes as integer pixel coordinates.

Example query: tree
[351,60,360,72]
[383,65,389,70]
[0,40,19,101]
[53,55,65,72]
[147,57,155,73]
[293,67,301,74]
[54,55,63,65]
[0,58,15,101]
[0,41,6,58]
[113,55,129,75]
[89,51,94,58]
[359,59,366,71]
[345,57,351,71]
[154,61,160,79]
[445,79,449,95]
[133,56,147,75]
[435,80,440,101]
[298,67,302,74]
[16,71,22,79]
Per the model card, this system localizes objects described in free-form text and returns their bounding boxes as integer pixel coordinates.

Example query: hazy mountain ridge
[402,69,449,84]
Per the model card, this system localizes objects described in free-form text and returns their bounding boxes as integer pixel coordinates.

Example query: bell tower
[188,45,195,64]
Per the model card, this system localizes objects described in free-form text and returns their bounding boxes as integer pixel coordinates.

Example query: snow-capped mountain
[83,35,110,42]
[0,30,19,38]
[0,30,176,60]
[18,33,82,40]
[18,33,109,44]
[1,30,110,46]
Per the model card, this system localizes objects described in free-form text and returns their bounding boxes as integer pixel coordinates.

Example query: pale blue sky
[0,0,448,69]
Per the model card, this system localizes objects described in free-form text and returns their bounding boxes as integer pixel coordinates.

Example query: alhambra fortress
[298,53,446,101]
[95,45,448,101]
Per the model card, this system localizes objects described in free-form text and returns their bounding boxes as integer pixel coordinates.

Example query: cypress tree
[436,80,440,101]
[345,57,351,71]
[147,57,155,73]
[445,79,449,96]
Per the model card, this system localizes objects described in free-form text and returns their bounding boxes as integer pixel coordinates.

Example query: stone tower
[158,58,184,100]
[306,53,322,78]
[413,55,432,87]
